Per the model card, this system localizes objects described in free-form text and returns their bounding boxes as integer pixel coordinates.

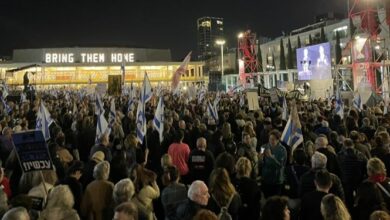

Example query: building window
[191,69,195,77]
[217,20,223,25]
[200,21,211,27]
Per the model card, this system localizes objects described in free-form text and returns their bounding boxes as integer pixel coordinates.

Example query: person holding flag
[281,100,304,153]
[153,95,164,143]
[36,100,54,141]
[352,91,362,111]
[136,73,152,145]
[171,52,191,92]
[335,92,344,119]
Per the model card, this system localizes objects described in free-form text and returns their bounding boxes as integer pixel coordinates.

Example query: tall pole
[221,44,224,91]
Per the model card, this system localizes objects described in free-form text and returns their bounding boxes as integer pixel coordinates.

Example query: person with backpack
[207,168,241,220]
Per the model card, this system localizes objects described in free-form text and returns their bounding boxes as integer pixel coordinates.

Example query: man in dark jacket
[315,136,341,177]
[337,138,367,209]
[188,138,215,183]
[299,152,345,201]
[175,180,210,220]
[300,169,332,220]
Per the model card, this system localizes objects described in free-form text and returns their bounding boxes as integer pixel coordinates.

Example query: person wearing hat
[89,133,112,162]
[80,151,104,191]
[57,160,84,213]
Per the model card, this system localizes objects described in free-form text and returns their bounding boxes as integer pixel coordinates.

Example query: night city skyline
[0,0,346,60]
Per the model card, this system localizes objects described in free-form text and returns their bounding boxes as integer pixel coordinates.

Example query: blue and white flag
[214,92,221,109]
[136,98,146,144]
[0,82,9,98]
[96,112,110,143]
[136,73,153,144]
[153,96,164,143]
[282,96,288,121]
[141,73,152,104]
[239,94,245,107]
[36,101,54,141]
[20,92,27,103]
[281,101,303,152]
[352,92,362,111]
[95,93,104,115]
[198,88,206,104]
[108,98,116,125]
[1,97,11,115]
[207,100,219,122]
[127,83,135,114]
[335,92,344,119]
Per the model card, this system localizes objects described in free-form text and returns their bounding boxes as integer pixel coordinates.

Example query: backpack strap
[376,182,390,198]
[212,193,235,209]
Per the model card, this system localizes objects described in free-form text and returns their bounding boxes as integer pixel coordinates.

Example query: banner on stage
[108,75,122,96]
[12,130,53,173]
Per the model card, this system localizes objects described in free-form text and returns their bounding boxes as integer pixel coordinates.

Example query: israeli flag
[352,92,362,111]
[282,96,288,121]
[0,82,9,98]
[198,88,206,104]
[281,101,303,152]
[239,94,245,107]
[121,63,126,85]
[20,92,27,103]
[1,97,11,115]
[214,91,221,109]
[207,100,219,122]
[108,98,116,125]
[96,112,110,143]
[136,73,153,144]
[335,93,344,119]
[136,98,146,144]
[95,94,104,115]
[153,96,164,143]
[36,101,54,141]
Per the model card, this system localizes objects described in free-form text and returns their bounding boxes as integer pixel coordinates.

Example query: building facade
[197,17,224,60]
[0,48,206,88]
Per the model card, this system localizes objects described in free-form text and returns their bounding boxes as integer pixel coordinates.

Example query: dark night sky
[0,0,345,60]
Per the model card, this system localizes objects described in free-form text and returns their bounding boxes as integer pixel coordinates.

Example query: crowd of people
[0,88,390,220]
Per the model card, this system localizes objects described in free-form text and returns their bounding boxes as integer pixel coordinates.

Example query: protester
[175,180,210,220]
[321,194,351,220]
[261,196,290,220]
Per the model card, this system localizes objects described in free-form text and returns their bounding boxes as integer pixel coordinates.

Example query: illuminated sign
[45,52,135,63]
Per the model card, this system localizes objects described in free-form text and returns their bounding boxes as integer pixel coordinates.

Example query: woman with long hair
[131,164,160,220]
[321,194,351,220]
[207,168,241,220]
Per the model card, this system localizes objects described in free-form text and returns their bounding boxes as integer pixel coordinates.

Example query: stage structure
[237,30,260,87]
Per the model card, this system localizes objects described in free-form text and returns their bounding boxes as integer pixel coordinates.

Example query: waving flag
[1,97,11,115]
[108,98,116,125]
[352,92,362,111]
[198,87,206,104]
[20,92,27,103]
[36,101,54,141]
[0,82,9,98]
[281,100,303,152]
[282,96,288,121]
[136,73,153,144]
[239,94,245,107]
[153,96,165,142]
[171,52,192,91]
[72,101,77,114]
[214,91,221,109]
[95,93,104,115]
[207,100,219,122]
[335,92,344,119]
[96,112,110,143]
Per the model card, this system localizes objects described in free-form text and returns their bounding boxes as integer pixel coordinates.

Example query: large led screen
[296,42,332,80]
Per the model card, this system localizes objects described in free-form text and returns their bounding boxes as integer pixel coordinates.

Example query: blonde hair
[235,157,252,178]
[367,158,387,177]
[46,185,75,209]
[321,194,351,220]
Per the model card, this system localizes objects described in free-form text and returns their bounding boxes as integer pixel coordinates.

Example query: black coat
[234,177,261,220]
[299,168,345,201]
[300,191,327,220]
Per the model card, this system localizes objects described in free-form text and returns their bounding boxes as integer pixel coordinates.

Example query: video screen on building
[296,42,332,80]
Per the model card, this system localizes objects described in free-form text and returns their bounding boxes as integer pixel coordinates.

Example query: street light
[216,39,226,91]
